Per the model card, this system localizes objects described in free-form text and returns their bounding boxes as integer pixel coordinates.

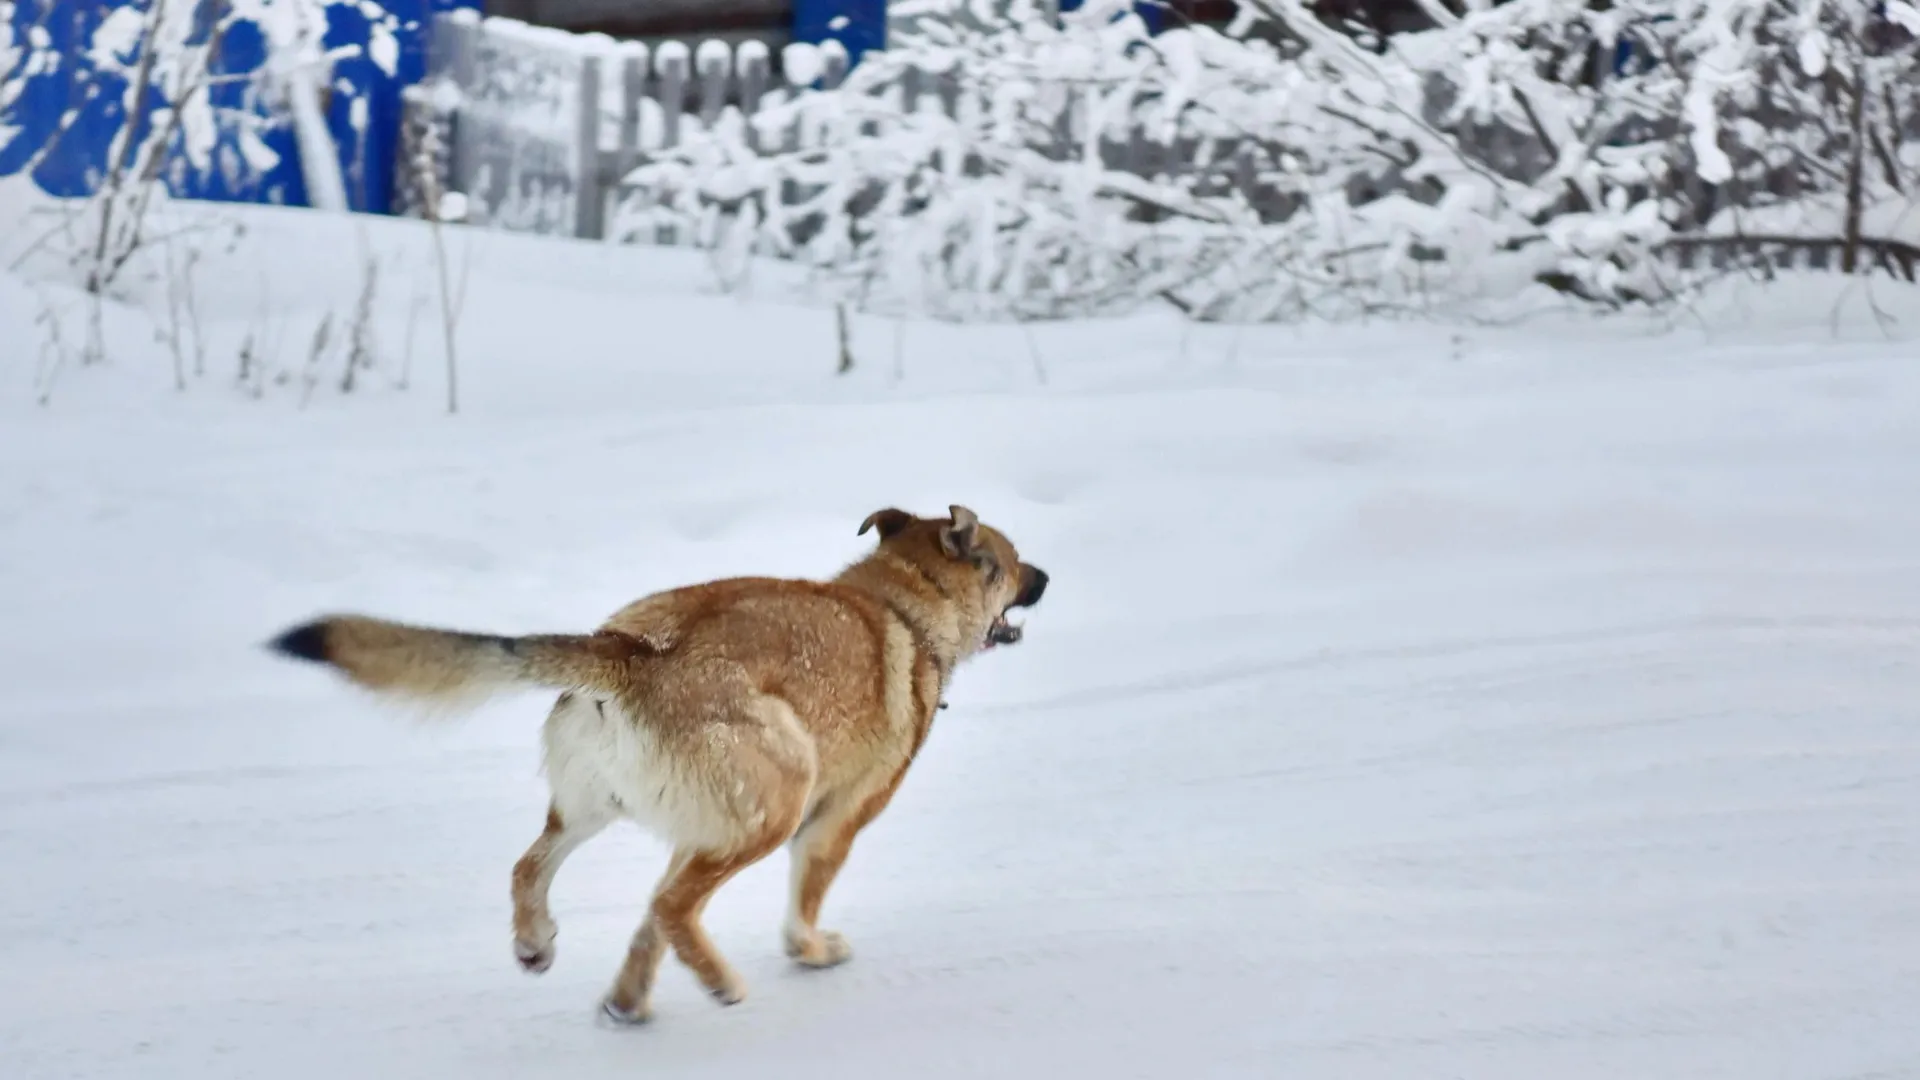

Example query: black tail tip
[267,620,332,664]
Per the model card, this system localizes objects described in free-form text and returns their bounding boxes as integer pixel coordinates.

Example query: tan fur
[268,504,1047,1024]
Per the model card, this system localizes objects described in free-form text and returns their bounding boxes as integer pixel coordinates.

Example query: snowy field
[4,199,1920,1079]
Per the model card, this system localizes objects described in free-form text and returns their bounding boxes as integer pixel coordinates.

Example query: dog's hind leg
[597,847,690,1024]
[601,694,814,1021]
[516,691,628,974]
[782,766,907,969]
[511,798,614,974]
[602,832,802,1021]
[645,835,791,1009]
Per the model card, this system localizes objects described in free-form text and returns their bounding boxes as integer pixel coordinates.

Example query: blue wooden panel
[3,0,305,203]
[1,0,479,212]
[321,0,478,214]
[1,0,149,198]
[166,6,310,206]
[1058,0,1164,34]
[792,0,886,66]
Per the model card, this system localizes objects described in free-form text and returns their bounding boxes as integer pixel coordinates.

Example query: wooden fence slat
[739,40,771,152]
[820,39,849,90]
[575,53,604,240]
[617,47,647,182]
[654,41,691,246]
[656,41,690,152]
[696,39,732,131]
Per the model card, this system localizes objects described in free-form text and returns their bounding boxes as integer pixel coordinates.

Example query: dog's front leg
[782,769,907,968]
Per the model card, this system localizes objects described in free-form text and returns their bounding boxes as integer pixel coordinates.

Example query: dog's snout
[1014,564,1049,608]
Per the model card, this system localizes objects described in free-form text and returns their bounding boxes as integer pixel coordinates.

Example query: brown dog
[268,504,1047,1023]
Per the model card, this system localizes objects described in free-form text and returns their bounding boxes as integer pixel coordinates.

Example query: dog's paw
[598,996,652,1027]
[787,928,854,969]
[708,978,748,1007]
[513,935,555,975]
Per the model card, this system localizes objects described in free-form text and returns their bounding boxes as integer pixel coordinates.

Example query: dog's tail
[267,614,642,714]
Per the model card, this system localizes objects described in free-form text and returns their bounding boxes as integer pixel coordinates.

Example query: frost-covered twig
[342,245,380,394]
[835,302,854,375]
[402,79,467,413]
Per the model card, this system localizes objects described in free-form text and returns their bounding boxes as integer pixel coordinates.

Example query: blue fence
[794,0,888,67]
[1,0,485,210]
[1,0,896,215]
[1058,0,1166,34]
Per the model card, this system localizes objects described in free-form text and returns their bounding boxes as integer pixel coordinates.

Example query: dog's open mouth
[984,612,1023,649]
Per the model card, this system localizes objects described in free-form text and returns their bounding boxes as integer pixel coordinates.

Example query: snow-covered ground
[5,198,1920,1079]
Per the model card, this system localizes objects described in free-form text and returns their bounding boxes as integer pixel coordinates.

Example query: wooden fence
[1659,235,1920,283]
[399,10,854,240]
[399,9,1320,244]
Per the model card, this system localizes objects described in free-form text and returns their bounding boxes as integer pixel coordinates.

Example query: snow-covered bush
[612,0,1920,322]
[1650,0,1920,266]
[1182,0,1920,296]
[604,0,1642,319]
[614,0,1213,320]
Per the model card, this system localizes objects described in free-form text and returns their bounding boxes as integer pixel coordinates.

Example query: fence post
[696,40,732,130]
[447,14,477,95]
[618,47,647,182]
[820,39,850,90]
[657,42,690,152]
[576,52,604,240]
[438,14,478,221]
[654,42,691,246]
[738,41,771,151]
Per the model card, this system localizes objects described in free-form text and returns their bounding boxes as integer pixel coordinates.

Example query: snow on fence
[397,10,855,241]
[397,7,1308,246]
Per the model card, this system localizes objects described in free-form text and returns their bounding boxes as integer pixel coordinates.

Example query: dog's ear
[858,508,915,539]
[940,505,981,560]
